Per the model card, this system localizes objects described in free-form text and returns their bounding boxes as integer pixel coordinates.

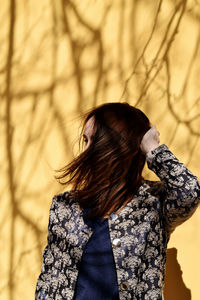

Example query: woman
[35,102,200,300]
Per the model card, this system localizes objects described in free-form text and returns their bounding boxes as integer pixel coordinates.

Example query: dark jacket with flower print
[35,144,200,300]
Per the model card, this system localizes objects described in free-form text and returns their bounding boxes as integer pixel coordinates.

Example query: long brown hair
[55,102,150,218]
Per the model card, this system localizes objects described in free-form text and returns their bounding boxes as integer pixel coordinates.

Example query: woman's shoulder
[50,190,81,220]
[53,189,78,206]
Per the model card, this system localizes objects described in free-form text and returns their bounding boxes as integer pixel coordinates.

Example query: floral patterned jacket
[35,144,200,300]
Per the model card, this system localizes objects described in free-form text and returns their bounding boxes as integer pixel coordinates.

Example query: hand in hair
[140,125,160,155]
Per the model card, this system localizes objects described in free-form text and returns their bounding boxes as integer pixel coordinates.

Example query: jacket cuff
[146,144,168,164]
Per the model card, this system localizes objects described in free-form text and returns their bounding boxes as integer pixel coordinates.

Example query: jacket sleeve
[146,144,200,234]
[35,194,60,300]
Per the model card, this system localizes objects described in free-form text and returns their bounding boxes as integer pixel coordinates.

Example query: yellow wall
[1,0,200,299]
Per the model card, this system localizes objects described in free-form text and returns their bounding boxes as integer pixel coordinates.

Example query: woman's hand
[140,125,160,155]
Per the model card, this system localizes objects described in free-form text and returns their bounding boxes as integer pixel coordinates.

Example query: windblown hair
[55,102,150,218]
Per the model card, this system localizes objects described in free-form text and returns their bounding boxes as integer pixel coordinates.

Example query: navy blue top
[73,209,119,300]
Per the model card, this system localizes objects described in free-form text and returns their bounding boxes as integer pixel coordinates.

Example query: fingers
[152,125,160,143]
[150,124,159,132]
[150,124,160,137]
[140,124,160,154]
[156,134,160,144]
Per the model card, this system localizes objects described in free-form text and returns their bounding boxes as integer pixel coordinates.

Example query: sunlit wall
[1,0,200,299]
